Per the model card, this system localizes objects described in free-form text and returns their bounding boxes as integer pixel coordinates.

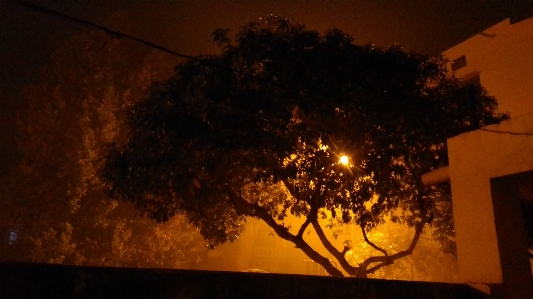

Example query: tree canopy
[0,28,206,268]
[102,16,507,277]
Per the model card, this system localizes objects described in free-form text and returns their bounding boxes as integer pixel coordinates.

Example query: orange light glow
[340,155,349,165]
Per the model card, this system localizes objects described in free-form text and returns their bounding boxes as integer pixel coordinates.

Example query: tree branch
[281,178,315,238]
[361,224,389,258]
[281,178,301,201]
[310,220,342,258]
[359,216,427,276]
[311,169,328,204]
[297,206,317,238]
[311,220,359,276]
[224,188,344,277]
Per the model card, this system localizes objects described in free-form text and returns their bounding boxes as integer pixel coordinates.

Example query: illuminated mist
[195,214,458,282]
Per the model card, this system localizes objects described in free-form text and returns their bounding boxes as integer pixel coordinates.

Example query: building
[443,17,533,118]
[424,17,533,298]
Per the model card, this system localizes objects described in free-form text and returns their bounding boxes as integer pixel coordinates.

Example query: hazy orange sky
[2,0,532,90]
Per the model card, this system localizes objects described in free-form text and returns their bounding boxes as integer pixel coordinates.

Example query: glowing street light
[339,155,349,165]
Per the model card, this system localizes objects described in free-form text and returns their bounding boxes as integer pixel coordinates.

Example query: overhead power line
[15,0,202,62]
[480,128,533,136]
[14,0,283,88]
[69,0,105,26]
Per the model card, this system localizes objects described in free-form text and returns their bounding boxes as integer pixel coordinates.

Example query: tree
[1,27,206,268]
[101,16,507,277]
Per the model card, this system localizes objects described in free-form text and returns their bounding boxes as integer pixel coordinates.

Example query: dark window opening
[452,55,467,71]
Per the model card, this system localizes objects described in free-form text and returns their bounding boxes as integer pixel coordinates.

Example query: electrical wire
[480,128,533,136]
[70,0,105,26]
[14,0,284,89]
[15,1,195,60]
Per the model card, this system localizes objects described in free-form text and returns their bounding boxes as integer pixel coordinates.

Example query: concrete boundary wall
[0,262,488,299]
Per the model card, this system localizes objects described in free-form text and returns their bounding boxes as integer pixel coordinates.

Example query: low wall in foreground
[0,262,489,299]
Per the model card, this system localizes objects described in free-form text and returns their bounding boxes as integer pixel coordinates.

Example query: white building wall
[443,17,533,285]
[443,18,533,118]
[448,113,533,283]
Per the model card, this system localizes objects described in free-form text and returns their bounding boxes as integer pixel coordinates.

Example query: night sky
[1,0,532,177]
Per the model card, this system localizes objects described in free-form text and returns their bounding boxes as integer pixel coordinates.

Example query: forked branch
[224,188,344,277]
[297,205,318,238]
[311,220,359,276]
[360,216,428,276]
